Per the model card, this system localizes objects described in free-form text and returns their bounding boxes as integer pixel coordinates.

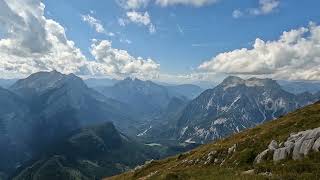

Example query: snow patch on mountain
[214,118,227,125]
[137,126,152,137]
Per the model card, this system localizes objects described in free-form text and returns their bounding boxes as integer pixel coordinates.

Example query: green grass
[106,102,320,180]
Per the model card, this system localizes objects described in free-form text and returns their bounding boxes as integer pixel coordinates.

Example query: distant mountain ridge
[278,80,320,94]
[170,76,320,144]
[101,77,172,116]
[9,71,132,127]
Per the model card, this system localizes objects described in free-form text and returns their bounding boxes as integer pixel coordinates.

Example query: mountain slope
[100,78,172,117]
[9,71,135,133]
[0,87,31,178]
[13,122,159,180]
[1,71,143,176]
[174,76,318,144]
[165,84,203,99]
[108,101,320,180]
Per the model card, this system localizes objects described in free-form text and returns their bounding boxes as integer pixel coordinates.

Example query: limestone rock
[292,135,306,160]
[273,147,288,161]
[299,139,315,155]
[268,140,278,150]
[256,126,320,163]
[312,137,320,151]
[254,149,269,164]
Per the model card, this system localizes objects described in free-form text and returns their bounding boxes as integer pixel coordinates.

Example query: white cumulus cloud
[87,39,160,79]
[249,0,280,15]
[199,23,320,81]
[0,0,87,78]
[233,0,280,18]
[81,14,114,36]
[122,11,156,34]
[0,0,159,79]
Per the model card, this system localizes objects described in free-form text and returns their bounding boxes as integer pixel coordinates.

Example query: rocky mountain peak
[10,71,87,94]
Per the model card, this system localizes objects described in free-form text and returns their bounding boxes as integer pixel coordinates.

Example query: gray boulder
[268,140,278,150]
[312,137,320,151]
[273,147,290,161]
[254,149,270,164]
[300,139,315,155]
[256,127,320,163]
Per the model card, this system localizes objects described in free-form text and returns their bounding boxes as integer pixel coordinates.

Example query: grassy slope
[106,102,320,180]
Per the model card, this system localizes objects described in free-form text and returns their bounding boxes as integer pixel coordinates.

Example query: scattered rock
[214,158,219,163]
[228,144,237,154]
[241,169,254,175]
[259,172,272,177]
[208,150,217,156]
[194,159,200,164]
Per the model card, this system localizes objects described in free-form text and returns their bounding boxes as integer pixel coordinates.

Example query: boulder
[273,147,290,161]
[312,137,320,151]
[268,140,278,150]
[305,127,320,140]
[299,139,316,155]
[292,135,306,160]
[254,149,269,164]
[256,127,320,163]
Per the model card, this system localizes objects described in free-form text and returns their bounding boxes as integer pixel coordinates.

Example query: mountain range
[0,71,202,179]
[141,76,320,144]
[1,71,320,180]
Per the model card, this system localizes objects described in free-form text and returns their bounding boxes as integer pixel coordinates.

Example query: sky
[0,0,320,84]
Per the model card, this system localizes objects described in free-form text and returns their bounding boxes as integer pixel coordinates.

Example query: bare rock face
[273,147,289,161]
[255,127,320,163]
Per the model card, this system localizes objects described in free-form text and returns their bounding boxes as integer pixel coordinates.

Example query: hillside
[107,101,320,180]
[12,122,158,180]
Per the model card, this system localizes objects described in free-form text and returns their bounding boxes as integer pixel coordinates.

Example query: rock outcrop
[255,127,320,163]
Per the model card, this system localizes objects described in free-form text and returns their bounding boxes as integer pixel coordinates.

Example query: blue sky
[0,0,320,83]
[43,0,320,74]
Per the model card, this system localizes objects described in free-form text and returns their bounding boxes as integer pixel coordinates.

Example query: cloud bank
[199,23,320,81]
